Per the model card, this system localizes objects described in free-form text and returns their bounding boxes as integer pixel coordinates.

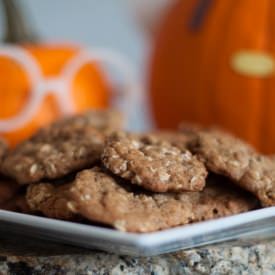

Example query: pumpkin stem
[189,0,214,31]
[1,0,38,43]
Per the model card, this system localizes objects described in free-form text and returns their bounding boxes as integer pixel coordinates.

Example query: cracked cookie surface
[188,129,275,206]
[189,130,254,182]
[26,182,77,220]
[102,133,208,192]
[239,155,275,207]
[26,168,256,232]
[1,110,122,184]
[36,109,123,138]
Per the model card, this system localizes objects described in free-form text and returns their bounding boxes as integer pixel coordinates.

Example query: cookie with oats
[26,182,77,220]
[1,128,104,185]
[239,155,275,207]
[102,133,208,192]
[1,110,122,184]
[187,129,275,207]
[188,129,255,182]
[190,176,258,223]
[35,109,124,139]
[26,168,256,232]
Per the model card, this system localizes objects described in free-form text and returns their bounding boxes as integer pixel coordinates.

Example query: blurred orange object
[0,0,110,146]
[150,0,275,153]
[0,45,109,147]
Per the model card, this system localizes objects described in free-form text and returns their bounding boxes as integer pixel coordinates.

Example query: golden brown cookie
[69,168,257,232]
[1,110,123,185]
[26,182,77,220]
[26,168,257,232]
[191,175,259,222]
[102,133,208,192]
[188,129,275,207]
[239,155,275,207]
[189,129,254,182]
[36,109,124,138]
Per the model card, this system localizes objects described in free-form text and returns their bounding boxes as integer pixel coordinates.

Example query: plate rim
[0,206,274,248]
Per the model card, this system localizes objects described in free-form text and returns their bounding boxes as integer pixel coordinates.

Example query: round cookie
[26,183,77,220]
[1,110,122,184]
[188,129,254,182]
[102,133,208,193]
[190,176,258,223]
[36,109,124,139]
[68,168,257,232]
[188,129,275,207]
[26,168,257,232]
[240,155,275,207]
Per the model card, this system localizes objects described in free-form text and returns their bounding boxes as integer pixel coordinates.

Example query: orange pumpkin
[0,0,110,146]
[150,0,275,153]
[0,45,110,146]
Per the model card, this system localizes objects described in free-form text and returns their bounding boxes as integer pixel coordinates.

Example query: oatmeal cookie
[239,155,275,207]
[36,109,124,139]
[70,168,257,232]
[26,168,256,232]
[189,129,254,182]
[188,129,275,206]
[102,133,208,192]
[1,110,122,184]
[26,182,77,220]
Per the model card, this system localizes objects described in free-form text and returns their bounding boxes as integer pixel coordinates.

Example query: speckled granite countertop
[0,233,274,275]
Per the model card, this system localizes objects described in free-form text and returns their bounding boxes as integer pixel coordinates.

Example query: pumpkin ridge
[197,0,236,125]
[260,1,275,153]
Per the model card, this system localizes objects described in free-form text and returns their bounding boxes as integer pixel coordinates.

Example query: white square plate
[0,207,274,256]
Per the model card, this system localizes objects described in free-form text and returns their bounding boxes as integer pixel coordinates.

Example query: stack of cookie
[0,140,30,213]
[0,110,273,233]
